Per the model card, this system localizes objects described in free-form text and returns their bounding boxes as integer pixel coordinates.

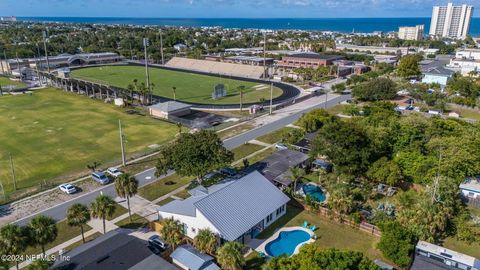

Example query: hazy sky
[1,0,479,18]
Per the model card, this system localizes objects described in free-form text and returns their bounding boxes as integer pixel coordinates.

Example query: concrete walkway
[116,195,160,222]
[151,184,190,204]
[248,139,272,147]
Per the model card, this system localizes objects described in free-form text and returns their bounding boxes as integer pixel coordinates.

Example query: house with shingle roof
[157,171,290,244]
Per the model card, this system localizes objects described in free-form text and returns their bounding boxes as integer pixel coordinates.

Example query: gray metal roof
[170,244,219,270]
[149,101,192,113]
[256,149,309,186]
[129,255,179,270]
[194,171,290,241]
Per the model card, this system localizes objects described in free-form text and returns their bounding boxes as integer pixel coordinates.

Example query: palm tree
[28,215,58,256]
[0,224,30,269]
[90,195,116,234]
[290,167,305,195]
[66,203,91,243]
[26,259,52,270]
[176,122,183,135]
[328,190,353,222]
[172,86,177,101]
[86,161,101,172]
[160,217,184,250]
[193,228,217,255]
[114,173,138,222]
[216,241,245,270]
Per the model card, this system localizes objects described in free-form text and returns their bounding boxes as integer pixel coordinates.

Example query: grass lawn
[115,213,149,229]
[232,143,264,161]
[246,147,276,165]
[0,76,26,89]
[22,219,92,259]
[106,204,128,221]
[449,106,480,121]
[443,237,480,258]
[173,189,191,199]
[62,232,102,253]
[71,66,283,105]
[217,123,254,139]
[138,173,192,201]
[256,127,296,144]
[0,88,178,199]
[156,197,175,206]
[257,202,389,263]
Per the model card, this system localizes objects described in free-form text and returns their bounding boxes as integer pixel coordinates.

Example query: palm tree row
[160,217,245,270]
[126,79,155,105]
[0,215,57,269]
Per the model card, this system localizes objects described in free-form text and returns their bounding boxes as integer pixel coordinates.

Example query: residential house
[460,177,480,207]
[158,171,290,244]
[411,241,480,270]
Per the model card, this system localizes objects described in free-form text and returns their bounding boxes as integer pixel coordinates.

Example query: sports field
[0,88,177,195]
[0,76,26,90]
[71,65,283,104]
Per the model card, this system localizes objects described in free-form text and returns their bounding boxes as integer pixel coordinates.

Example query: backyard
[71,66,283,104]
[0,88,178,198]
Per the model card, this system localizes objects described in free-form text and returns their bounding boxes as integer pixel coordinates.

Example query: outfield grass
[0,76,26,90]
[0,88,178,197]
[71,66,283,105]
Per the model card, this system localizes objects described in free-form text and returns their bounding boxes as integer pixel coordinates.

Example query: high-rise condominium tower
[429,3,473,39]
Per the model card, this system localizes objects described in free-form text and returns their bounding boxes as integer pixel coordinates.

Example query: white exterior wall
[448,59,480,75]
[455,50,480,60]
[263,203,287,228]
[158,209,221,239]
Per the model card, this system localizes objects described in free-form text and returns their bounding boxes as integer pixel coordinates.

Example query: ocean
[17,17,480,36]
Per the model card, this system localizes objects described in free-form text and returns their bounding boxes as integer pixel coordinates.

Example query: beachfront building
[411,241,480,270]
[398,25,424,41]
[157,171,290,244]
[429,3,473,39]
[277,53,344,70]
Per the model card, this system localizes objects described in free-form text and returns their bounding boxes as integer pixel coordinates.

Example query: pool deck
[255,226,315,257]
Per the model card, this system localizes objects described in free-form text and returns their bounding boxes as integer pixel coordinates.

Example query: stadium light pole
[263,32,267,78]
[9,153,17,191]
[42,30,51,73]
[143,38,151,104]
[269,82,273,115]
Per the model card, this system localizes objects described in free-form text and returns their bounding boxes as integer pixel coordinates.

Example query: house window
[266,213,273,223]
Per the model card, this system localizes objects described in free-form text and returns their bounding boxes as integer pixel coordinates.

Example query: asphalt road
[14,93,350,226]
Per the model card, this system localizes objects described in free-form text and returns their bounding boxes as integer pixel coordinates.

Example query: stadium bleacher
[166,57,266,79]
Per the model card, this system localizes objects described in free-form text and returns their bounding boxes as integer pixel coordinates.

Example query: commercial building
[0,16,16,22]
[398,25,424,40]
[158,171,290,244]
[429,3,474,39]
[411,241,480,270]
[277,53,344,69]
[447,48,480,75]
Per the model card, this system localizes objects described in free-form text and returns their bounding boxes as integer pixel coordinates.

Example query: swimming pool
[303,184,326,202]
[265,230,311,257]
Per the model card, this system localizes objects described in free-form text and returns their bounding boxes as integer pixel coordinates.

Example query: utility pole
[240,90,243,112]
[42,30,51,73]
[143,38,151,104]
[4,51,10,75]
[159,29,165,65]
[9,153,17,191]
[119,120,126,166]
[324,90,328,109]
[269,82,273,115]
[263,32,267,79]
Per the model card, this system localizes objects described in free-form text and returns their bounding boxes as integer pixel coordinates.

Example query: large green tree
[378,221,417,268]
[297,109,337,132]
[311,120,372,176]
[193,228,217,255]
[66,203,91,243]
[352,78,397,101]
[0,224,30,270]
[160,217,184,250]
[217,241,245,270]
[28,215,58,256]
[114,173,139,221]
[366,157,403,186]
[397,54,421,78]
[263,244,380,270]
[157,130,233,182]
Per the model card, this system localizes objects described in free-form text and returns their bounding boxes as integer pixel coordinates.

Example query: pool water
[303,184,326,202]
[265,230,311,257]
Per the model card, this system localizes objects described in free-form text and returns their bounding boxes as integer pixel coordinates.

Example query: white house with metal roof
[460,177,480,207]
[412,240,480,270]
[158,171,290,244]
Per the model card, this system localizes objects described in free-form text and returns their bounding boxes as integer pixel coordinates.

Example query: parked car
[147,244,161,255]
[59,183,77,194]
[220,167,236,177]
[106,167,123,178]
[209,121,221,126]
[92,171,109,185]
[148,235,168,251]
[274,143,288,150]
